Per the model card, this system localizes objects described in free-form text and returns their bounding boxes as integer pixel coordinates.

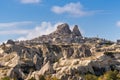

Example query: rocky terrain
[0,23,120,80]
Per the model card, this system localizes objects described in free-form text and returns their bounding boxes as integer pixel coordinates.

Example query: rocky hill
[23,23,83,44]
[0,23,120,80]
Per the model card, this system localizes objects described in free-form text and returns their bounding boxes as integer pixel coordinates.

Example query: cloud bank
[0,21,33,28]
[17,22,63,40]
[52,2,100,17]
[0,21,63,41]
[0,21,33,35]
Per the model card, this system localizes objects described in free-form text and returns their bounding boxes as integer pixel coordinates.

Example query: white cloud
[0,30,30,35]
[0,21,33,35]
[0,21,33,28]
[52,2,98,17]
[20,0,41,4]
[0,21,63,41]
[17,22,63,40]
[116,21,120,27]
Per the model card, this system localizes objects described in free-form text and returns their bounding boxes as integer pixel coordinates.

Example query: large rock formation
[55,23,71,34]
[29,23,83,44]
[72,25,82,37]
[0,23,119,80]
[0,43,93,80]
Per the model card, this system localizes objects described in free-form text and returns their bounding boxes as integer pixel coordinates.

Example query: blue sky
[0,0,120,43]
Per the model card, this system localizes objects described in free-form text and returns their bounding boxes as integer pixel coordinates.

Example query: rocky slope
[27,23,83,44]
[0,23,120,80]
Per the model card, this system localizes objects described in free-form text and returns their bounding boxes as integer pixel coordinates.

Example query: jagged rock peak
[7,39,15,45]
[55,23,71,34]
[72,25,82,37]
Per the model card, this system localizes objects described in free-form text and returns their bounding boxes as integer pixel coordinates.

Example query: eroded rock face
[0,23,118,80]
[55,23,71,34]
[33,54,43,70]
[7,39,15,45]
[0,43,93,79]
[30,23,83,44]
[1,42,118,80]
[72,25,82,37]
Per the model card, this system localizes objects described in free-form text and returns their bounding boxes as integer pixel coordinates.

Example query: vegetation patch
[1,76,10,80]
[85,70,120,80]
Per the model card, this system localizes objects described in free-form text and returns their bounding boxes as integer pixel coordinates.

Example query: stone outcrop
[0,41,119,80]
[7,39,15,45]
[55,23,71,34]
[72,25,82,37]
[0,43,93,80]
[28,23,83,44]
[0,23,119,80]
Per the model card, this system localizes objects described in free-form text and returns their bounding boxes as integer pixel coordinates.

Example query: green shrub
[51,77,60,80]
[39,75,46,80]
[1,76,10,80]
[98,70,120,80]
[102,70,119,80]
[28,77,36,80]
[85,74,98,80]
